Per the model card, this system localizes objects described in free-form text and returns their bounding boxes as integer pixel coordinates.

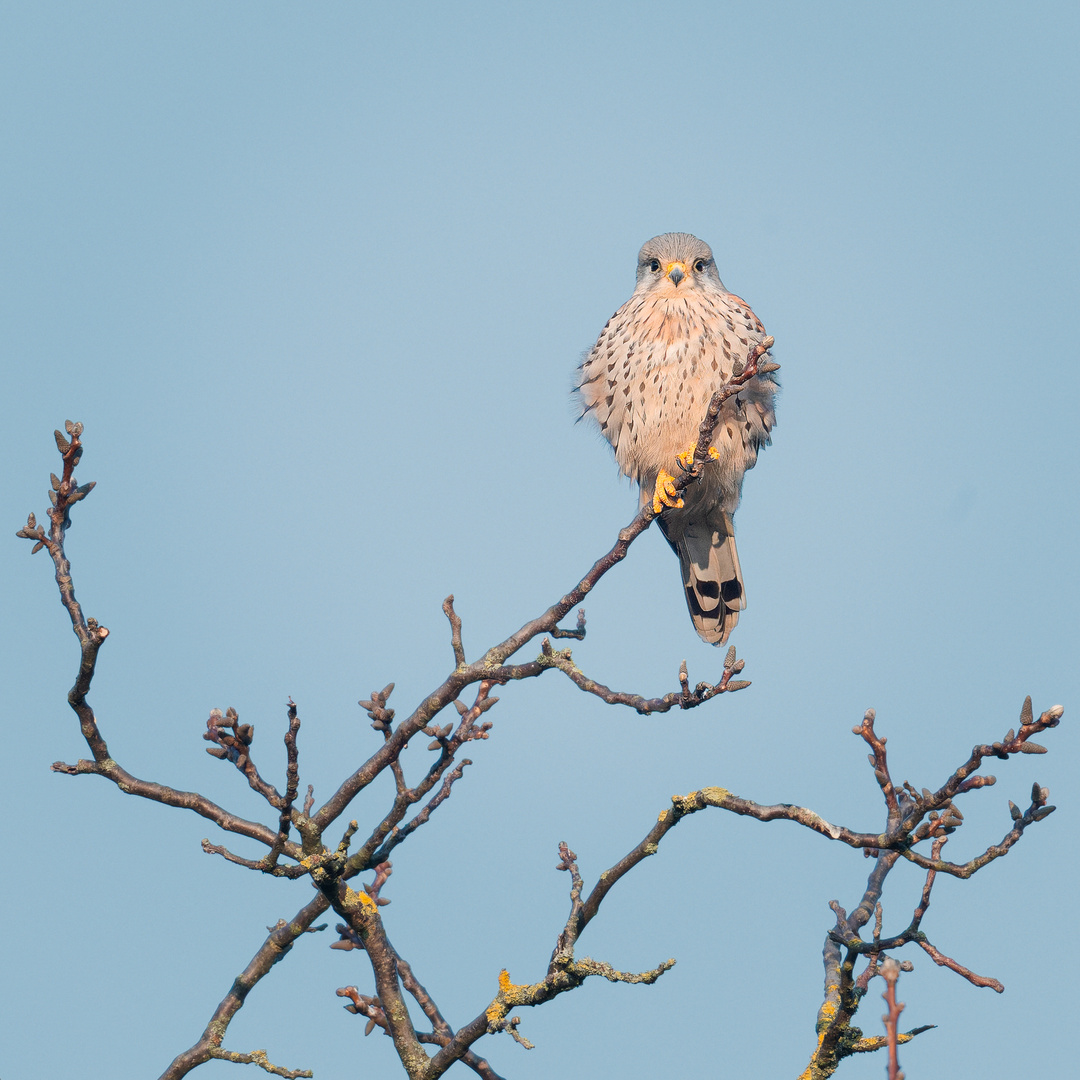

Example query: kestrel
[577,233,777,645]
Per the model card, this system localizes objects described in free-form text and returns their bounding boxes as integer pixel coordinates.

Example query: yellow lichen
[341,884,378,911]
[699,786,732,802]
[486,969,516,1027]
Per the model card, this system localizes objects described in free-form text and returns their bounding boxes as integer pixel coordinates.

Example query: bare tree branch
[18,402,1064,1080]
[159,894,330,1080]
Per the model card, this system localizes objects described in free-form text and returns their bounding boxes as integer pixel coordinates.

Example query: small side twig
[916,938,1003,992]
[880,957,904,1080]
[443,596,466,666]
[494,642,750,715]
[854,709,901,827]
[206,1047,312,1079]
[262,700,303,868]
[548,608,586,640]
[203,707,283,807]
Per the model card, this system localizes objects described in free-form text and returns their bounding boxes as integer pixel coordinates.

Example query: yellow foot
[675,441,721,471]
[652,469,684,514]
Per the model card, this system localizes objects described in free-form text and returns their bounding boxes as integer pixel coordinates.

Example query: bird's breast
[579,288,774,493]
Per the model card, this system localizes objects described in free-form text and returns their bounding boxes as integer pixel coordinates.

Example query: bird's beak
[666,261,686,287]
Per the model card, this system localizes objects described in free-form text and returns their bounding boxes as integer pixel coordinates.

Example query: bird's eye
[694,259,708,273]
[649,259,661,272]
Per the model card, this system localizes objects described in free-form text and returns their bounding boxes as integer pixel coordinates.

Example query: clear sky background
[2,3,1077,1078]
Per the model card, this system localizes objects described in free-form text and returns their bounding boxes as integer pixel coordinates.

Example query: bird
[576,232,777,645]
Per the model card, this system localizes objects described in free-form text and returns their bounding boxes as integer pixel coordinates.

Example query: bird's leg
[651,469,683,514]
[675,441,721,472]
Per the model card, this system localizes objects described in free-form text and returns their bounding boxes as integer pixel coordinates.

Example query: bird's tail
[658,508,746,646]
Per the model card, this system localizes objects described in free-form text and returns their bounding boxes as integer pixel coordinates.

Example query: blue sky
[2,3,1077,1077]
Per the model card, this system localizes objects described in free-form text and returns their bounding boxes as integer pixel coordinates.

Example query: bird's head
[634,232,724,294]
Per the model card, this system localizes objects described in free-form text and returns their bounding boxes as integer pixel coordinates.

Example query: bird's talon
[676,442,721,471]
[651,469,684,514]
